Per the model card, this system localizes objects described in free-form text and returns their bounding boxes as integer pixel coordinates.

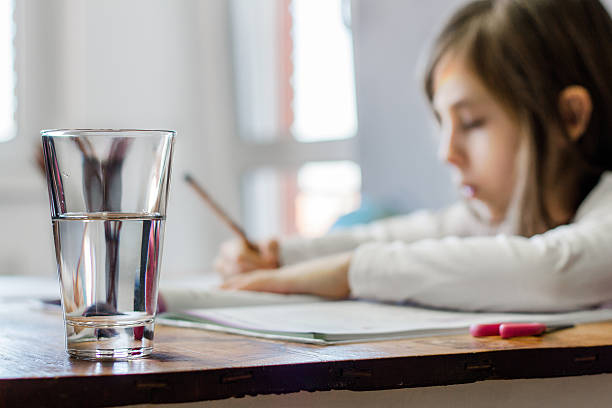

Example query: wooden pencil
[184,173,260,253]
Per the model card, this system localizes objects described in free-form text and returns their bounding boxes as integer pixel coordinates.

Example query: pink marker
[470,322,573,339]
[499,323,546,338]
[469,323,505,337]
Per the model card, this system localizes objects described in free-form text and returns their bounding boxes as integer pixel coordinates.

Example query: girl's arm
[226,177,612,311]
[224,211,612,312]
[279,202,481,266]
[215,203,473,278]
[350,207,612,312]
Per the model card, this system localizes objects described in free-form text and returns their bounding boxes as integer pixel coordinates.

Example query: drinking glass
[41,129,175,360]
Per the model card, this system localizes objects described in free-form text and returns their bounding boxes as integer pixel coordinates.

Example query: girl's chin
[483,204,506,224]
[466,197,506,224]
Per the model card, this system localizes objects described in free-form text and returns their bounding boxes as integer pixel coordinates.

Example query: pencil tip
[184,173,192,182]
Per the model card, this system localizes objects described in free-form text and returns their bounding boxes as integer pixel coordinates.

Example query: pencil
[184,173,260,254]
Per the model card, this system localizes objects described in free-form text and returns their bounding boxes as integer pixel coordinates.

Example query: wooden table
[2,303,612,407]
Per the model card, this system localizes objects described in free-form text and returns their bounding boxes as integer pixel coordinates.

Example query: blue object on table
[330,198,398,230]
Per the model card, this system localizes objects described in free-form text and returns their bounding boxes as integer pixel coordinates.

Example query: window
[231,0,360,239]
[295,161,361,237]
[0,0,16,143]
[291,0,357,142]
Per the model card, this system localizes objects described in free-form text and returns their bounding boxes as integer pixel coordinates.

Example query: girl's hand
[214,238,280,280]
[221,252,352,299]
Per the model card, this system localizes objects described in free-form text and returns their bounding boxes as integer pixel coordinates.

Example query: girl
[215,0,612,312]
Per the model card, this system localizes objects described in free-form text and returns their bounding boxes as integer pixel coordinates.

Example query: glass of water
[41,129,175,360]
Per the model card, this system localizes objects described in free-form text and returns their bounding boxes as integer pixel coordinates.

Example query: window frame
[229,0,360,236]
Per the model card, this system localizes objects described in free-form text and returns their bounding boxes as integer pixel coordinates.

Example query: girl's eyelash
[461,118,486,130]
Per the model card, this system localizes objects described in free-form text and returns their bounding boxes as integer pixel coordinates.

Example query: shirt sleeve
[348,214,612,312]
[279,202,482,266]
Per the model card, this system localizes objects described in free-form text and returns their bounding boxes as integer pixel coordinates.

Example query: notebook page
[184,300,612,337]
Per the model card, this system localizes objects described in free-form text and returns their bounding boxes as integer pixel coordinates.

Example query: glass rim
[40,129,176,137]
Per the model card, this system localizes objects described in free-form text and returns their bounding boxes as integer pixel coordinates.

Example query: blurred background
[5,0,607,278]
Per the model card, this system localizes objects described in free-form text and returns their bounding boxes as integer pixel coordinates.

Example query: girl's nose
[438,128,467,169]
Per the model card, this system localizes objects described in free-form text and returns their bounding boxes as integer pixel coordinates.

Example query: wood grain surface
[2,303,612,407]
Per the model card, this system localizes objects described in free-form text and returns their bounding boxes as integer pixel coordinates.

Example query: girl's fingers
[261,239,280,267]
[220,239,276,268]
[221,278,247,290]
[219,239,246,262]
[215,256,266,281]
[221,274,260,290]
[214,260,232,280]
[215,238,281,282]
[221,270,287,293]
[236,259,262,273]
[215,258,246,279]
[236,252,267,268]
[236,247,263,264]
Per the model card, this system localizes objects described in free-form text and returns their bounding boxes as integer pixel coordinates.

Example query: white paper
[158,300,612,344]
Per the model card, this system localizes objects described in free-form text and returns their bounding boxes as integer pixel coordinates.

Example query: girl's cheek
[469,138,493,169]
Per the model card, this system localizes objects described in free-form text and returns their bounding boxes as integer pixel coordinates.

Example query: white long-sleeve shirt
[279,172,612,312]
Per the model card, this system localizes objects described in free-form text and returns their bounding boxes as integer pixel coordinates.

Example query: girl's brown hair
[424,0,612,236]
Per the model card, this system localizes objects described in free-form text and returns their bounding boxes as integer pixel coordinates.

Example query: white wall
[0,0,240,277]
[0,0,64,276]
[352,0,466,213]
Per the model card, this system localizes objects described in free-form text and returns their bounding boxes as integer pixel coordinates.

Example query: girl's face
[432,54,524,223]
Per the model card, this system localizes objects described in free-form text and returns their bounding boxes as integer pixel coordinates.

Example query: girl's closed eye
[460,117,486,131]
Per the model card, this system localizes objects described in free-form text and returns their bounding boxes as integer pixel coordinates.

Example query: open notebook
[14,275,612,345]
[157,299,612,345]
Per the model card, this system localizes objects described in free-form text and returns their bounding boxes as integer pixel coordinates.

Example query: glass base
[67,346,153,361]
[65,320,155,361]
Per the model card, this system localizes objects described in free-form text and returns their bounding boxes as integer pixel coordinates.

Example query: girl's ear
[558,85,593,142]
